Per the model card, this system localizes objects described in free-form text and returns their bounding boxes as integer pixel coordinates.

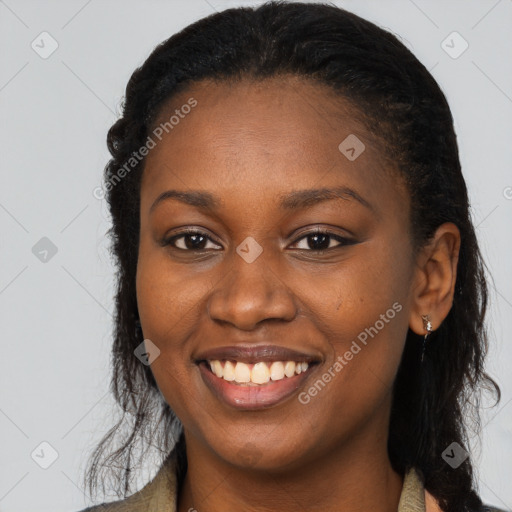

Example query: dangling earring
[421,314,432,363]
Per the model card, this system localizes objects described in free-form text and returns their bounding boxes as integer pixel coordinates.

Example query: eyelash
[161,228,354,253]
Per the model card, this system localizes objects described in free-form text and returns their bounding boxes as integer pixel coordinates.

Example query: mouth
[194,345,322,410]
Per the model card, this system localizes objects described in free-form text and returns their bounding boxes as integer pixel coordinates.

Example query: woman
[78,2,504,511]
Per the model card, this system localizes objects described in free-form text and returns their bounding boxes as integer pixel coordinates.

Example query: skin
[136,76,460,512]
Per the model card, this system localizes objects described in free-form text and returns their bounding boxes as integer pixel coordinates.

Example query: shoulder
[414,466,507,512]
[74,492,151,512]
[73,450,179,512]
[75,500,127,512]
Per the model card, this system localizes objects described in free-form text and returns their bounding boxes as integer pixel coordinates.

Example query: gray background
[0,0,511,511]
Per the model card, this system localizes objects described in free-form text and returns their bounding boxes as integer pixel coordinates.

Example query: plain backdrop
[0,1,511,511]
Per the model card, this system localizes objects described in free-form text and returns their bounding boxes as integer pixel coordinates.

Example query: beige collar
[398,466,443,512]
[111,452,441,512]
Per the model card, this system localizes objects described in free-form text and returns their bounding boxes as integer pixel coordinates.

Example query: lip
[197,360,320,410]
[194,344,322,365]
[194,344,323,410]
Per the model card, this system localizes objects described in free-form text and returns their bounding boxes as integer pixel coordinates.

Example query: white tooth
[234,362,251,383]
[284,361,296,378]
[251,362,270,384]
[270,361,285,381]
[223,360,236,381]
[295,363,302,374]
[301,362,309,372]
[211,360,223,378]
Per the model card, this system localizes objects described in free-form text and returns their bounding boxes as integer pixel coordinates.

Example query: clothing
[77,450,505,512]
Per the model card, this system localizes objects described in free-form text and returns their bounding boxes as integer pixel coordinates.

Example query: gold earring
[421,315,432,363]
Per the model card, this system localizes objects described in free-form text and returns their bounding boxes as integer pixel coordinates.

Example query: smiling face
[136,75,417,472]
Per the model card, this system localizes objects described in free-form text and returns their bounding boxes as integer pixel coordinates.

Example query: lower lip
[198,362,318,410]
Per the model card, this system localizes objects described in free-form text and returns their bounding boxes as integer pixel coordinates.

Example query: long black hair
[83,3,501,511]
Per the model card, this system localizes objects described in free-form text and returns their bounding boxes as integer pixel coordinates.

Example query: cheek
[135,238,210,342]
[306,233,411,342]
[135,256,202,426]
[135,244,209,396]
[300,236,411,417]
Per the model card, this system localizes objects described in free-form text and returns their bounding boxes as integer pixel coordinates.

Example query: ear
[409,222,461,335]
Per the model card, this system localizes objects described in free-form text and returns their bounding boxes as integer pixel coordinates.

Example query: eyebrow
[278,185,374,212]
[150,190,220,214]
[149,185,374,214]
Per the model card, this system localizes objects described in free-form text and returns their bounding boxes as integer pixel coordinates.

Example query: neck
[177,420,403,512]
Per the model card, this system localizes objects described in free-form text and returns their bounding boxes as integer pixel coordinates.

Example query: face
[136,76,417,471]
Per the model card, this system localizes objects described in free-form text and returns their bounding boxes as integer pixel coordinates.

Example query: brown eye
[162,229,222,251]
[290,230,355,252]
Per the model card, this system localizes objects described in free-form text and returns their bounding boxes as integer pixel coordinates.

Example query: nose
[207,249,297,330]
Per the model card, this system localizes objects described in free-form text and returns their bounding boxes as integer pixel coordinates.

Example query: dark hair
[83,2,501,511]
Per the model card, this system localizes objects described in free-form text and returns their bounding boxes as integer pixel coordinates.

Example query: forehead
[140,76,405,216]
